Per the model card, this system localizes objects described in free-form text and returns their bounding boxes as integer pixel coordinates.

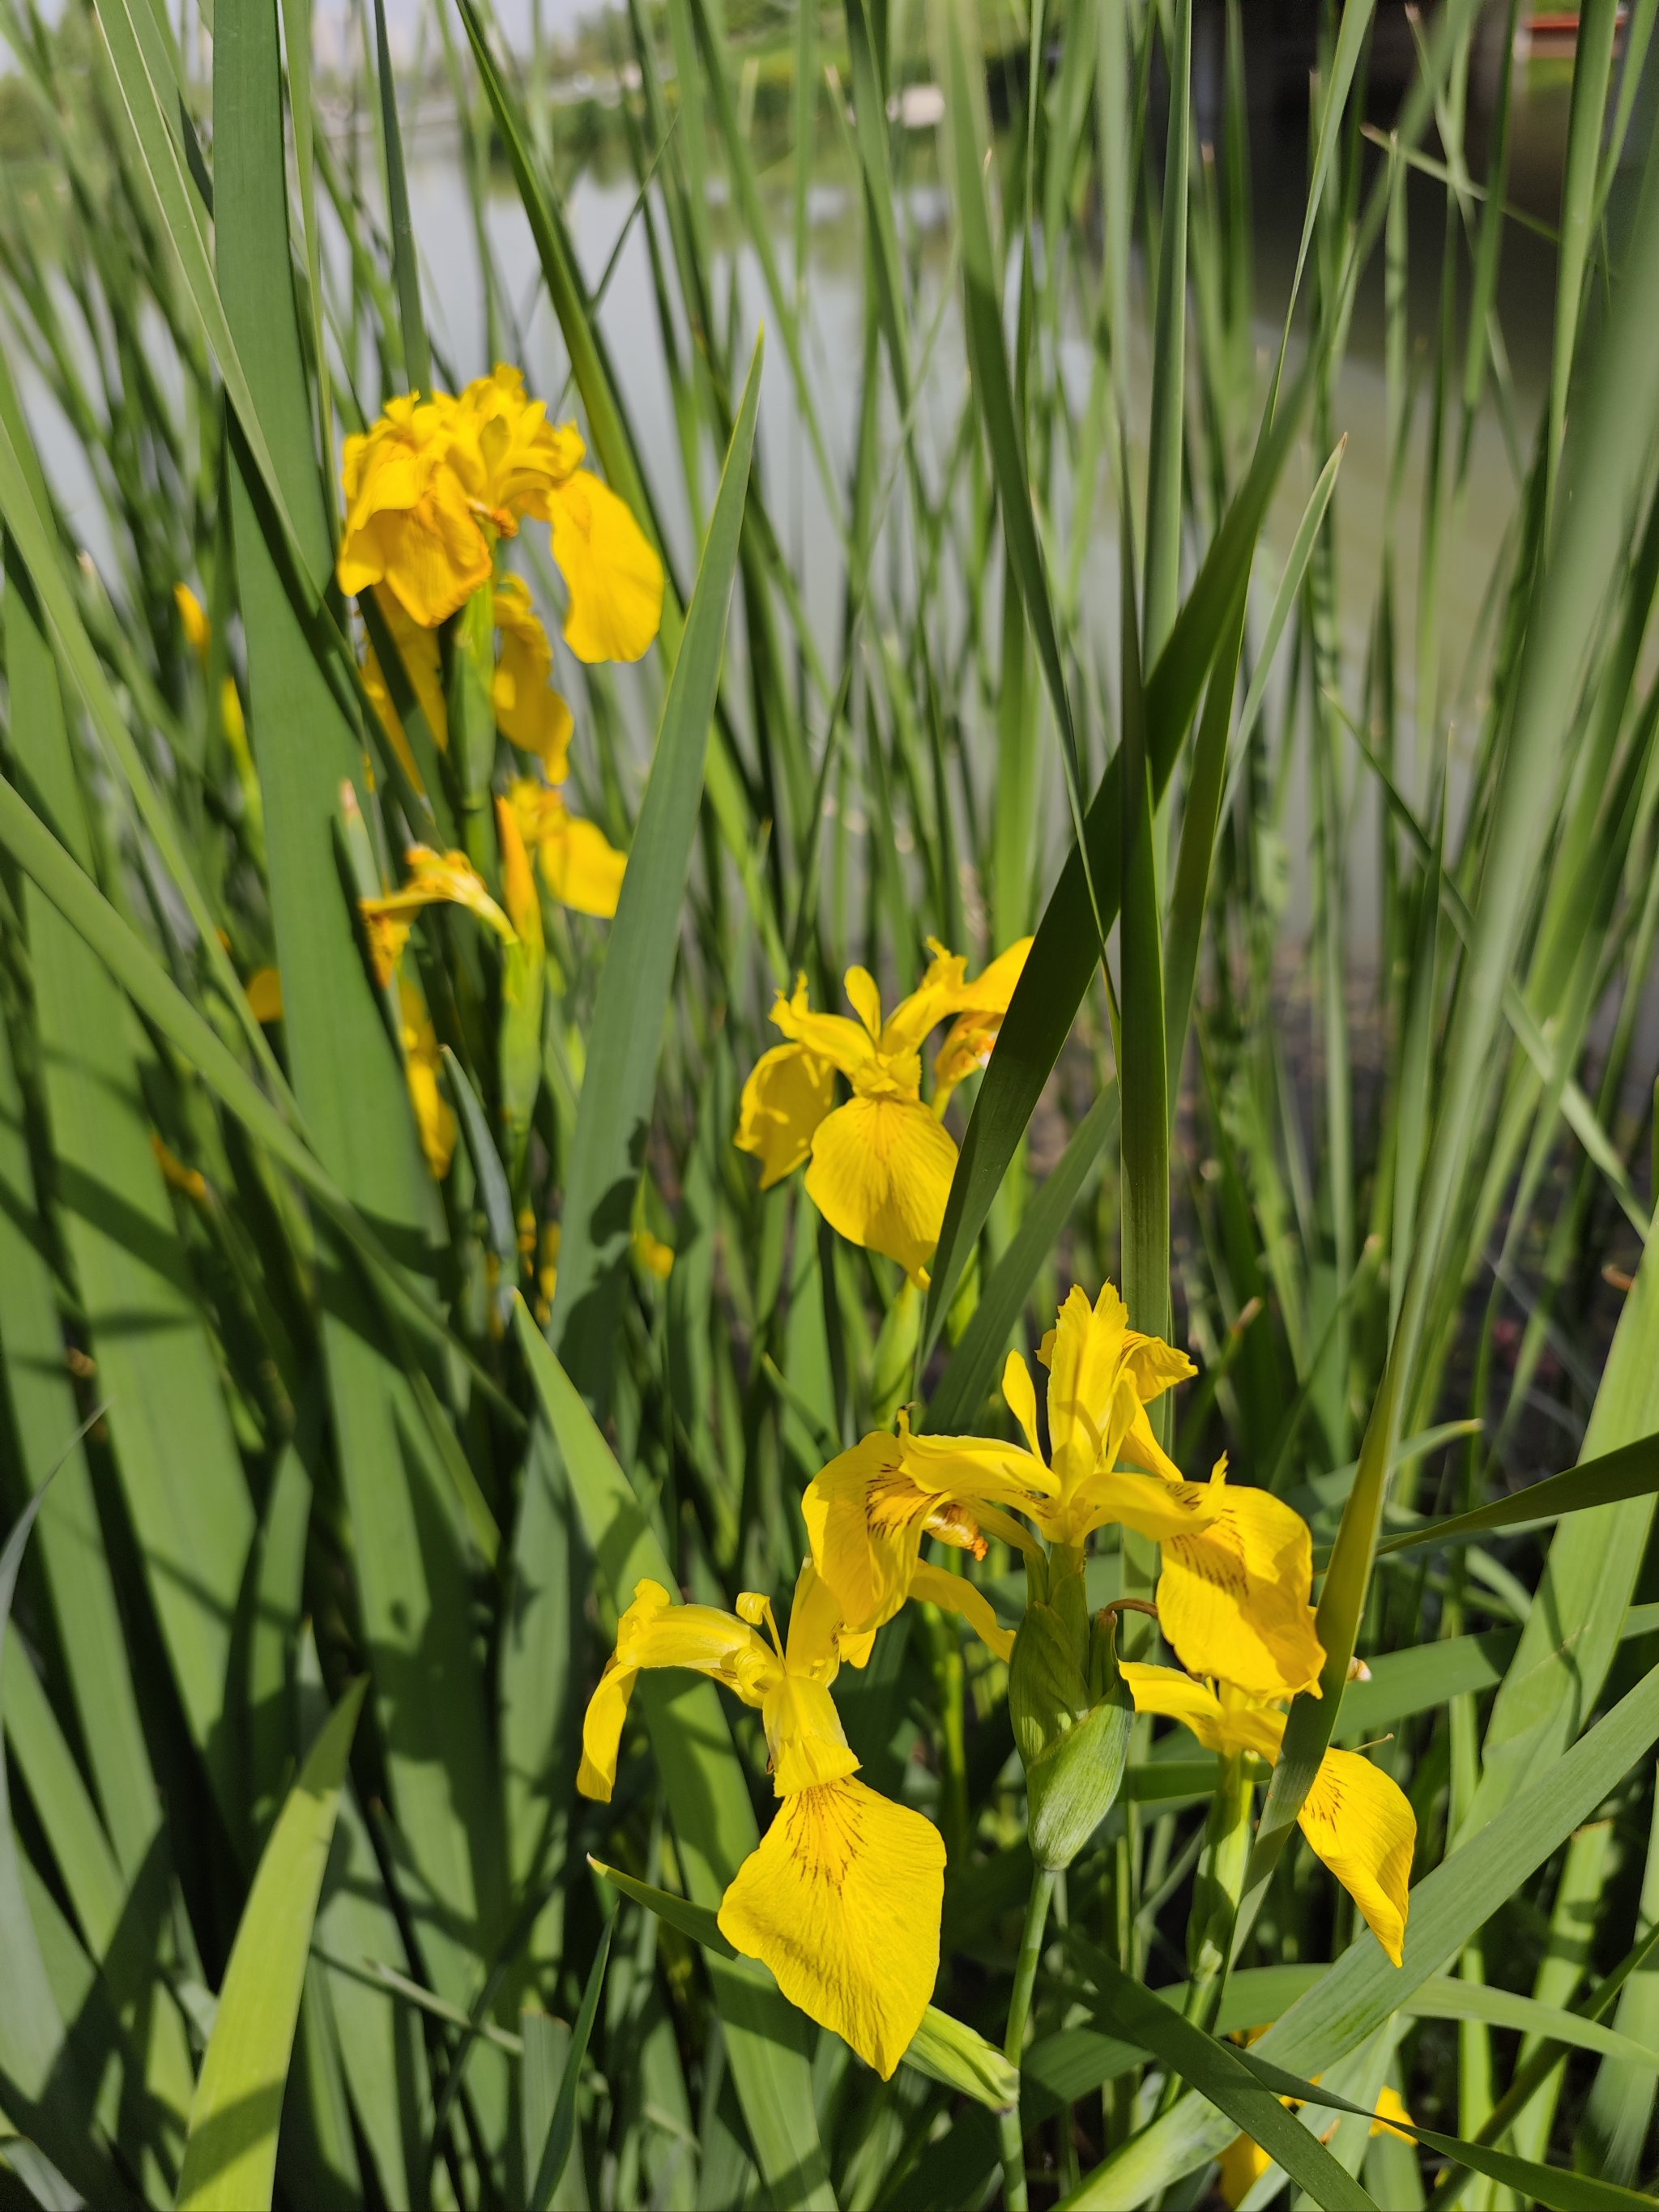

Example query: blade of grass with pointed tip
[512,1301,834,2209]
[1142,0,1191,663]
[1065,1651,1659,2206]
[2,539,255,1810]
[371,0,429,395]
[923,360,1314,1355]
[0,769,510,1413]
[922,1085,1117,1434]
[0,1489,134,2206]
[0,988,160,1877]
[1078,1945,1379,2210]
[176,1678,367,2212]
[550,339,761,1414]
[527,1919,612,2212]
[591,1857,1018,2114]
[215,0,504,2011]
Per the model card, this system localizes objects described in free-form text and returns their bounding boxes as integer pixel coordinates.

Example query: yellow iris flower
[506,778,627,920]
[1218,2083,1413,2209]
[338,365,663,659]
[804,1281,1326,1701]
[579,1564,962,2077]
[1121,1661,1414,1966]
[735,938,1031,1283]
[357,846,517,987]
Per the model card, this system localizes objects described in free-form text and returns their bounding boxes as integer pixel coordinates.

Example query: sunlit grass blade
[551,338,761,1410]
[176,1678,368,2212]
[512,1300,835,2210]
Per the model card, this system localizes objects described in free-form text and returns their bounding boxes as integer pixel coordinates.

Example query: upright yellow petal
[1043,1282,1133,1485]
[548,471,664,663]
[804,1094,957,1283]
[1297,1749,1415,1968]
[1001,1350,1043,1459]
[736,1042,837,1189]
[718,1778,945,2079]
[1218,2132,1273,2210]
[578,1656,639,1801]
[1155,1459,1327,1699]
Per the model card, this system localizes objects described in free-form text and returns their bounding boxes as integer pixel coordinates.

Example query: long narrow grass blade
[551,339,761,1410]
[176,1679,368,2212]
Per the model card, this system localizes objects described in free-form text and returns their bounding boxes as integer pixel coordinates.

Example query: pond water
[15,16,1628,969]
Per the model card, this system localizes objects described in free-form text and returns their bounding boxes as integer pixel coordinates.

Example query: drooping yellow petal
[804,1094,958,1283]
[1052,1466,1220,1549]
[399,978,457,1180]
[359,847,518,953]
[1297,1748,1415,1968]
[548,470,664,663]
[1154,1458,1326,1699]
[493,573,574,772]
[577,1655,639,1801]
[911,1561,1014,1663]
[718,1778,945,2079]
[736,1042,837,1189]
[803,1432,937,1634]
[363,585,449,773]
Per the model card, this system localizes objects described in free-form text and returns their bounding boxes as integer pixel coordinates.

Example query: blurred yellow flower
[337,366,663,661]
[245,966,284,1024]
[173,581,211,658]
[1122,1662,1414,1966]
[578,1566,944,2078]
[506,778,626,918]
[492,576,573,772]
[735,941,1029,1283]
[1219,2088,1413,2209]
[398,979,456,1180]
[362,585,448,770]
[358,846,516,986]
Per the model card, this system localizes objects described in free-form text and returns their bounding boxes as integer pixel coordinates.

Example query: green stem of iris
[999,1865,1057,2211]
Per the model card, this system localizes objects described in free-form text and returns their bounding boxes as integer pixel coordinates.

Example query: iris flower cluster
[581,1272,1417,2079]
[247,364,668,1178]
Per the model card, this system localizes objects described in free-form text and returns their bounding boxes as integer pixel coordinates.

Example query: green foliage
[0,0,1657,2206]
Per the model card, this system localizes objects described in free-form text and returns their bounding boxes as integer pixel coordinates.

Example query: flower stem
[998,1865,1056,2211]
